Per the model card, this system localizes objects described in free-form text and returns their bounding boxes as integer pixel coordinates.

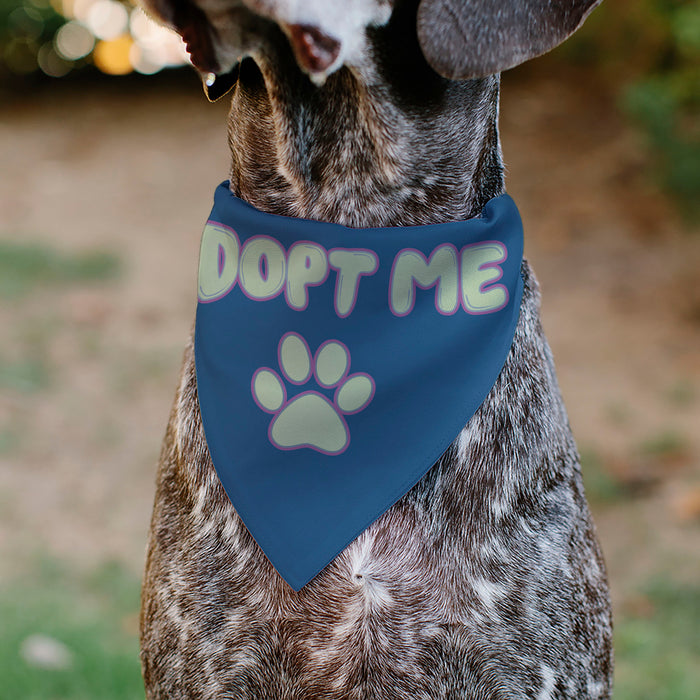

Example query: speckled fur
[139,0,613,697]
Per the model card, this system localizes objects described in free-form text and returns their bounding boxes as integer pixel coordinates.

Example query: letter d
[198,222,240,302]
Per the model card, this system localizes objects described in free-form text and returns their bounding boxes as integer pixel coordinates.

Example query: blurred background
[0,0,698,697]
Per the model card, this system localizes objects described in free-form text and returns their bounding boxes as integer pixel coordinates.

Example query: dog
[138,0,614,697]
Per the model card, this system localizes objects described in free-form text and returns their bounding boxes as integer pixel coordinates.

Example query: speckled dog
[139,0,613,697]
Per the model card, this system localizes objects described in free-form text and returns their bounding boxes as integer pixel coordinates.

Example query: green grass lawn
[613,579,700,700]
[0,559,144,700]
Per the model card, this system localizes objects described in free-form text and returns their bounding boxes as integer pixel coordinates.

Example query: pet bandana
[195,182,524,590]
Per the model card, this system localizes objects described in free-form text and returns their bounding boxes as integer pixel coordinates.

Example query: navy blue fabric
[195,182,524,590]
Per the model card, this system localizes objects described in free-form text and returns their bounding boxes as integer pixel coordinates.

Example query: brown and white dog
[138,1,614,697]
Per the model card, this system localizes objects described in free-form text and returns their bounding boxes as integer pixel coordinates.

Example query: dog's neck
[225,10,505,228]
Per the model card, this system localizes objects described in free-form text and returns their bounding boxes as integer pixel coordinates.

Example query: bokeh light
[92,33,132,74]
[1,0,190,79]
[85,0,129,41]
[55,21,94,60]
[37,40,72,76]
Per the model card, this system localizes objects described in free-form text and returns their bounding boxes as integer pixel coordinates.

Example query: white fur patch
[537,663,556,700]
[472,577,506,612]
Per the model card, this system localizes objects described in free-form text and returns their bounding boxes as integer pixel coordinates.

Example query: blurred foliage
[0,0,185,82]
[621,3,699,221]
[557,0,700,219]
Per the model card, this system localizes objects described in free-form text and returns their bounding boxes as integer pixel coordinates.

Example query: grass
[0,559,144,700]
[604,401,633,427]
[0,239,121,395]
[614,579,700,700]
[580,428,692,506]
[665,381,696,408]
[0,357,50,393]
[0,421,22,454]
[0,428,17,453]
[580,448,628,504]
[0,240,120,299]
[639,430,689,461]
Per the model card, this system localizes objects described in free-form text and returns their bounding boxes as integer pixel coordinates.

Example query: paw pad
[252,333,375,455]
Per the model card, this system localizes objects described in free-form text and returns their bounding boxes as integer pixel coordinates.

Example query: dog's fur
[139,0,614,697]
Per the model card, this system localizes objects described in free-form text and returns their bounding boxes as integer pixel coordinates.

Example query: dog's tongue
[287,24,341,74]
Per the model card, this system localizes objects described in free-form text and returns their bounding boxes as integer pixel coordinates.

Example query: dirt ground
[0,66,698,616]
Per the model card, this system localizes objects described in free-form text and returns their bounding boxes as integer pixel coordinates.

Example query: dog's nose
[286,24,341,74]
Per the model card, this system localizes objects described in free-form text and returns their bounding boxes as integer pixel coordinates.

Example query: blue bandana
[195,182,524,590]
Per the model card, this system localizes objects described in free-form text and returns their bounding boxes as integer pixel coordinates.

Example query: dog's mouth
[149,0,348,100]
[284,23,341,76]
[200,20,341,100]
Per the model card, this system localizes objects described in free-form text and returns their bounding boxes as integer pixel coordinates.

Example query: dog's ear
[416,0,603,80]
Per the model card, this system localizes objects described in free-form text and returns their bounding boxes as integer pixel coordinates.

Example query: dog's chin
[203,64,241,101]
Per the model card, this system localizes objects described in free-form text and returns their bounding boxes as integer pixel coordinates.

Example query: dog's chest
[141,263,612,698]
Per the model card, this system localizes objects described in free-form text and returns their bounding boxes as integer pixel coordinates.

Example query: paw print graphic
[252,333,375,455]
